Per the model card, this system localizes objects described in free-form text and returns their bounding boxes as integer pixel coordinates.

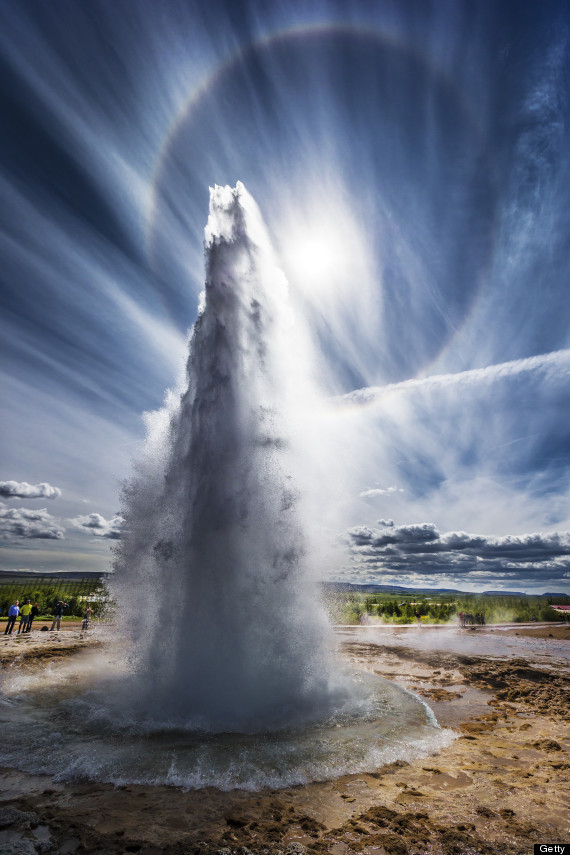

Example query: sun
[280,228,349,295]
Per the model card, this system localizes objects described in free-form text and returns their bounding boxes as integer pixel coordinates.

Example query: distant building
[550,605,570,621]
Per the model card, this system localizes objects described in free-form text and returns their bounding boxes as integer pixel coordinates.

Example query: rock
[0,839,37,855]
[0,808,38,830]
[532,739,562,752]
[418,689,463,701]
[362,805,398,826]
[476,804,497,818]
[285,844,307,855]
[58,838,81,854]
[375,833,407,855]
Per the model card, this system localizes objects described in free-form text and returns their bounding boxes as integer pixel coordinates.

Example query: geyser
[0,184,453,790]
[113,182,336,731]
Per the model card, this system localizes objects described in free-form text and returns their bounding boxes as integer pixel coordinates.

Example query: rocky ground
[0,624,568,855]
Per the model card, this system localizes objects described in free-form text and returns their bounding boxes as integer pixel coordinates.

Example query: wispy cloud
[0,480,61,500]
[359,486,404,498]
[341,349,570,407]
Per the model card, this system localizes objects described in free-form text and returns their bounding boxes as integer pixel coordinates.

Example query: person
[25,602,39,633]
[81,603,93,631]
[415,610,422,627]
[50,600,68,631]
[4,601,20,635]
[18,600,32,634]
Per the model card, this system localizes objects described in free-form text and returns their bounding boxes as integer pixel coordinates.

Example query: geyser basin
[0,659,452,791]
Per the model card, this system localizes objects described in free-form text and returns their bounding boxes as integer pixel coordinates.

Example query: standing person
[18,600,32,634]
[415,610,422,628]
[25,602,39,633]
[81,603,93,631]
[4,601,20,635]
[50,600,68,631]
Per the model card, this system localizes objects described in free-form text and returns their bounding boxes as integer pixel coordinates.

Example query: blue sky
[1,0,569,592]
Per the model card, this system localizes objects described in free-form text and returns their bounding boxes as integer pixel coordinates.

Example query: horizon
[0,568,568,600]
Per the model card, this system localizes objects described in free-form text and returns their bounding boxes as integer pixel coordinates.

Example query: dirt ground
[497,624,569,640]
[0,624,568,855]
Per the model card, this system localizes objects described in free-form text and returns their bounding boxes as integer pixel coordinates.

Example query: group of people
[458,611,486,626]
[3,599,94,634]
[3,600,39,634]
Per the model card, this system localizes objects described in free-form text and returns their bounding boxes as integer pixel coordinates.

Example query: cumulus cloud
[71,513,123,539]
[0,503,65,540]
[345,520,570,588]
[0,480,61,500]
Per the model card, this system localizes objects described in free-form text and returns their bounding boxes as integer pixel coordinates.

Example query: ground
[0,623,568,855]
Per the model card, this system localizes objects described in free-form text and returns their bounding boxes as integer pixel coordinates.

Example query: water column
[114,183,334,732]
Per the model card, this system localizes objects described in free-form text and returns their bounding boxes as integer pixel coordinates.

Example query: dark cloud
[0,480,61,499]
[0,503,64,539]
[346,521,570,587]
[349,522,440,549]
[71,512,123,540]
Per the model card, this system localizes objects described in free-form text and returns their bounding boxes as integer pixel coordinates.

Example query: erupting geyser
[113,182,335,731]
[0,185,452,790]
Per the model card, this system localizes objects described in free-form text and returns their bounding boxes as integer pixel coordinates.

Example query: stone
[0,808,38,830]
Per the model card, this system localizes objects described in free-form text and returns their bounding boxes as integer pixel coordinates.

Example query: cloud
[341,349,570,407]
[0,504,65,540]
[359,486,404,498]
[345,521,570,588]
[336,346,570,554]
[0,480,61,500]
[71,513,123,540]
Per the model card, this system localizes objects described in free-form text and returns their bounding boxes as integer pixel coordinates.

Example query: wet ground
[0,623,568,855]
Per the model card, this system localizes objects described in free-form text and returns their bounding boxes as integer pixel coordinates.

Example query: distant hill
[323,582,569,597]
[482,590,569,598]
[0,569,109,581]
[324,582,463,595]
[481,590,527,596]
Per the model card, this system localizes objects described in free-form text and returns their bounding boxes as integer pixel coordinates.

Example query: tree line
[327,591,569,625]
